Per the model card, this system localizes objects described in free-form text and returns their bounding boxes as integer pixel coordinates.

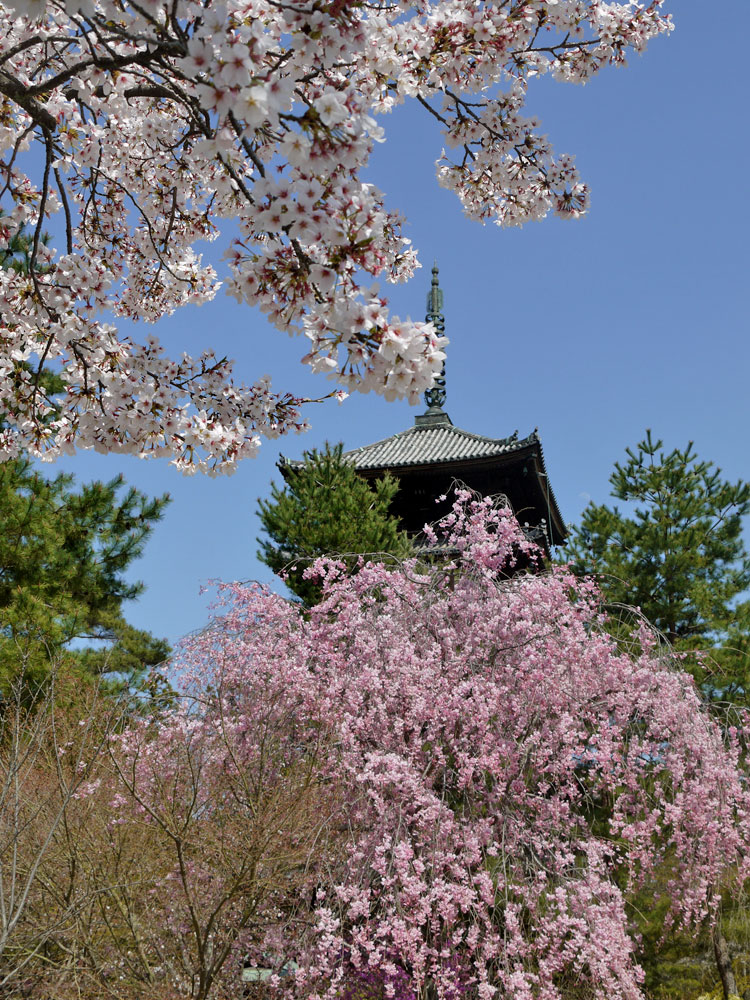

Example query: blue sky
[51,0,750,647]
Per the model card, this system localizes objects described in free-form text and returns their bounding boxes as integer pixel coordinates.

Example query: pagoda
[339,266,567,554]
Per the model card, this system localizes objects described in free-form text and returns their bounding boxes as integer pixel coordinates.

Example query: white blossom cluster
[0,0,671,471]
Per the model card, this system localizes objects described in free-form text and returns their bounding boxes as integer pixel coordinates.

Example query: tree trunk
[713,925,738,1000]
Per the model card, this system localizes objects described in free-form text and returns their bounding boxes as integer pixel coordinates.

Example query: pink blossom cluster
[0,0,671,469]
[131,493,749,1000]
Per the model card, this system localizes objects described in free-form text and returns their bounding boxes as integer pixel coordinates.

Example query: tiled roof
[342,411,538,471]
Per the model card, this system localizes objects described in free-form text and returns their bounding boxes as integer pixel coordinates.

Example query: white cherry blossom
[0,0,672,472]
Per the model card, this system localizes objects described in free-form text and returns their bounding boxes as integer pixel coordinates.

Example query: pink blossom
[122,492,750,1000]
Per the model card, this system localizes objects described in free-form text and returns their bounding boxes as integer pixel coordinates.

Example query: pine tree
[0,217,49,273]
[257,442,412,605]
[565,431,750,701]
[0,223,170,701]
[0,458,171,699]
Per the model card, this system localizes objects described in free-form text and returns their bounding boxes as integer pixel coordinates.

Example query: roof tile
[342,415,535,470]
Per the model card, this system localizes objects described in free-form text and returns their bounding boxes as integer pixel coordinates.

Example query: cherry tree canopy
[0,0,672,472]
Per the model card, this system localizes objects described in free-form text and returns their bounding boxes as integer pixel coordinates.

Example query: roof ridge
[339,420,536,471]
[347,422,525,451]
[413,423,521,448]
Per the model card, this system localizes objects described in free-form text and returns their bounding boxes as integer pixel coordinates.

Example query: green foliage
[0,216,49,274]
[627,862,714,1000]
[257,442,412,604]
[629,876,750,1000]
[0,220,170,703]
[564,431,750,702]
[0,456,170,699]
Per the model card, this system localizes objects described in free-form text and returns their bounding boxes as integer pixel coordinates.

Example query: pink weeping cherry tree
[98,492,750,1000]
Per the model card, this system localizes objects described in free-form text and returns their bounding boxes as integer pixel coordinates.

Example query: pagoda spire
[424,262,446,411]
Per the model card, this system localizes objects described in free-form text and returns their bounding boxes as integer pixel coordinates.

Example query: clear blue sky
[51,0,750,647]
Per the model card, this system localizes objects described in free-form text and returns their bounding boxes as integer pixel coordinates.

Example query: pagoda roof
[343,411,537,471]
[339,408,566,547]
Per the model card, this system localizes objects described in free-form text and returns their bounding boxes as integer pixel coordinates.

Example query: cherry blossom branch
[0,0,672,470]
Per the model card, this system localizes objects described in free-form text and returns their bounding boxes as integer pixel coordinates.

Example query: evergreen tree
[0,457,171,698]
[257,442,412,604]
[0,216,49,273]
[0,220,170,700]
[565,431,750,701]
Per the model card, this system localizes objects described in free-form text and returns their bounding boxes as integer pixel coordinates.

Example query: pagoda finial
[424,262,446,411]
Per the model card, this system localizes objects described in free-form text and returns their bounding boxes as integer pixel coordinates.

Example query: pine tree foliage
[0,216,49,274]
[564,429,750,701]
[0,458,171,698]
[257,442,412,604]
[0,221,170,700]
